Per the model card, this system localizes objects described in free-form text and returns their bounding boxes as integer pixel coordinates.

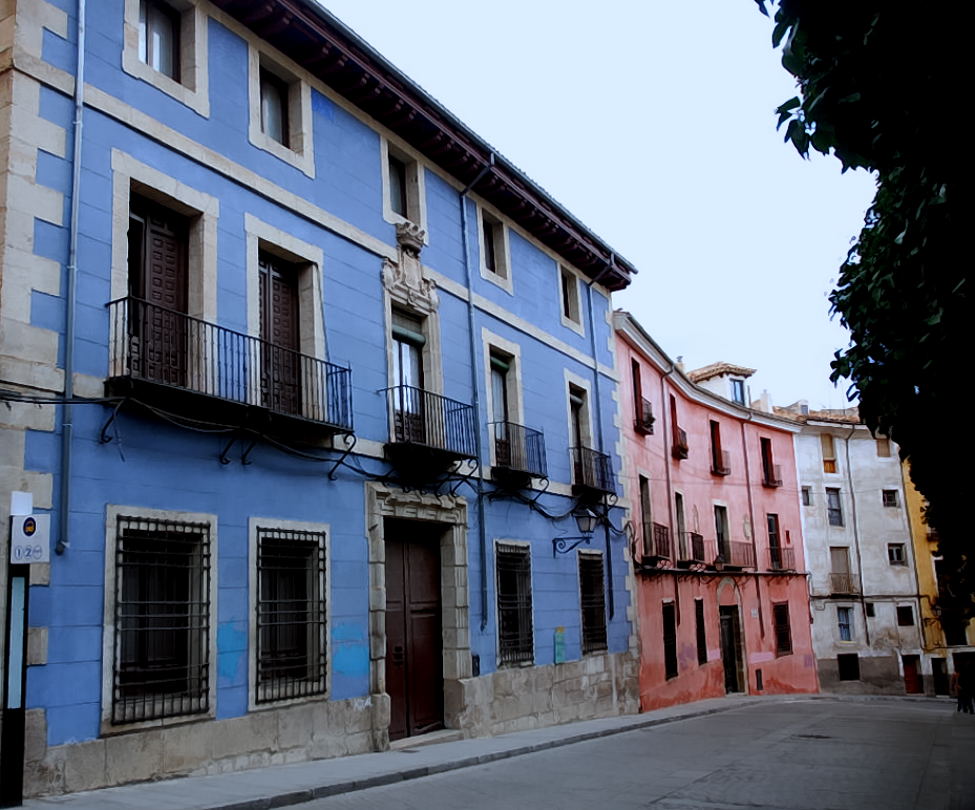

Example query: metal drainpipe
[584,265,615,618]
[56,0,86,556]
[843,425,870,646]
[458,154,494,631]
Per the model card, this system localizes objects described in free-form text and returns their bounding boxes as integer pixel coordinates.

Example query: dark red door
[259,255,301,415]
[385,522,443,741]
[128,198,188,386]
[903,655,923,694]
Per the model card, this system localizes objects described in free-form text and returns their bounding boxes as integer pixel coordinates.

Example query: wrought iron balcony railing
[642,521,672,560]
[634,397,655,435]
[716,540,755,569]
[384,384,477,459]
[829,572,860,594]
[677,531,706,563]
[107,297,353,431]
[571,446,615,494]
[490,421,547,479]
[711,449,731,476]
[768,546,796,571]
[671,427,689,460]
[762,463,783,487]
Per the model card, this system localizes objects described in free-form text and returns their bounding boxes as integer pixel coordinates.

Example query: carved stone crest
[382,222,438,314]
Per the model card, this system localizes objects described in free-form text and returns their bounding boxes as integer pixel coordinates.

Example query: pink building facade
[614,312,819,710]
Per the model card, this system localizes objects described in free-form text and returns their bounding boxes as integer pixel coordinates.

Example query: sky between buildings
[318,0,878,411]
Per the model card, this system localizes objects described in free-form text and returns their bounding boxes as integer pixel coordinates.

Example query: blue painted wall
[20,2,631,748]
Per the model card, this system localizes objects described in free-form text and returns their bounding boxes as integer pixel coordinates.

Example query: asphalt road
[298,699,975,810]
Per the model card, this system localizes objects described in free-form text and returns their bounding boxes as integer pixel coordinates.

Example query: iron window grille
[112,515,211,725]
[256,527,327,703]
[496,543,534,667]
[579,552,608,654]
[773,603,793,655]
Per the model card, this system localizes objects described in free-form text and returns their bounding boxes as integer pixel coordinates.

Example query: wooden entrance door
[128,197,188,386]
[902,654,923,694]
[719,605,744,693]
[385,522,444,740]
[260,255,301,416]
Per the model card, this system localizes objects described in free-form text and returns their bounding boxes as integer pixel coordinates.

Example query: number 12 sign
[10,513,50,563]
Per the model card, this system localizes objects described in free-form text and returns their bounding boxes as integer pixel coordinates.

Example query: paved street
[297,699,974,810]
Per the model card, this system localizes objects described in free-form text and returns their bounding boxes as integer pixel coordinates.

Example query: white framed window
[381,139,427,230]
[478,207,511,292]
[495,541,533,667]
[559,265,584,334]
[730,378,746,405]
[249,518,330,708]
[888,543,907,565]
[101,505,217,732]
[247,47,314,176]
[122,0,209,116]
[882,489,899,508]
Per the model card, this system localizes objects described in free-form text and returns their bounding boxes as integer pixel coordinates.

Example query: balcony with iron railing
[829,572,860,594]
[384,384,476,458]
[490,421,547,486]
[634,398,655,436]
[106,297,353,436]
[767,546,796,572]
[571,446,615,496]
[715,540,756,569]
[762,463,783,488]
[642,521,673,561]
[710,449,731,476]
[676,531,706,564]
[671,426,688,460]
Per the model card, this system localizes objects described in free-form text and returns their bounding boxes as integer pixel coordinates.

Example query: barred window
[579,552,608,654]
[773,602,793,656]
[496,543,533,667]
[256,527,327,703]
[112,515,211,725]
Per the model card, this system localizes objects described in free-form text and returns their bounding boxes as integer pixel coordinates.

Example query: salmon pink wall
[615,313,819,710]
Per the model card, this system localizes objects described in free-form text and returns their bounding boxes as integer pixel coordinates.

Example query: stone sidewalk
[22,694,949,810]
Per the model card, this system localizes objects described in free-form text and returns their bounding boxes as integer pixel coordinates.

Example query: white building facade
[788,408,925,693]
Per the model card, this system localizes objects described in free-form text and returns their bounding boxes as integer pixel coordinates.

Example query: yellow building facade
[904,460,974,694]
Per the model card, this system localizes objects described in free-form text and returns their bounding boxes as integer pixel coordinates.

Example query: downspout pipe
[56,0,86,555]
[585,262,615,618]
[459,154,494,631]
[843,424,870,646]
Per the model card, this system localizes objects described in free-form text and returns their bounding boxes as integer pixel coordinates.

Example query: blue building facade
[0,0,638,794]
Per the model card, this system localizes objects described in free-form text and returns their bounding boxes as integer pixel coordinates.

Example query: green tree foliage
[757,2,968,610]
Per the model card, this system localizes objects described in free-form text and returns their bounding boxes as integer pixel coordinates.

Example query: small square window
[837,653,860,681]
[888,543,907,565]
[801,486,812,506]
[882,489,899,508]
[560,266,581,326]
[865,602,875,617]
[896,605,914,626]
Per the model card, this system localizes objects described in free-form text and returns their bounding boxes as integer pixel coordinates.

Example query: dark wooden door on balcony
[128,197,188,386]
[719,605,744,693]
[259,255,300,416]
[385,522,443,741]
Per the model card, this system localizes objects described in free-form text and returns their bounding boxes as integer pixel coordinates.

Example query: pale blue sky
[319,1,876,410]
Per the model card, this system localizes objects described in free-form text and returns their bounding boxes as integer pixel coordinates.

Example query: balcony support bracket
[99,398,127,445]
[327,432,357,480]
[219,434,238,465]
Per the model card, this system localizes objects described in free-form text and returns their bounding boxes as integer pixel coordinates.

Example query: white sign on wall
[10,514,51,564]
